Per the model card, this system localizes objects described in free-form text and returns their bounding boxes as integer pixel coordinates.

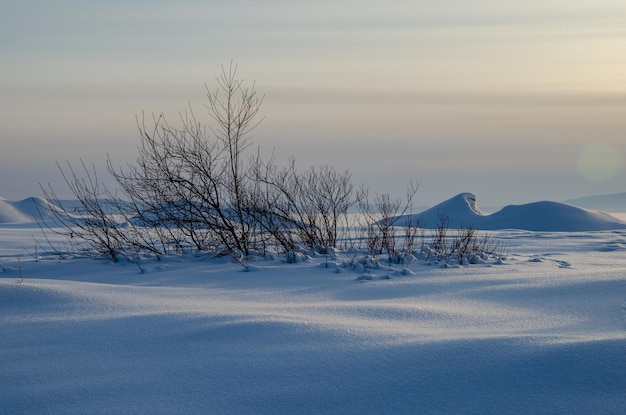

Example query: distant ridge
[564,192,626,212]
[3,193,626,231]
[390,193,626,232]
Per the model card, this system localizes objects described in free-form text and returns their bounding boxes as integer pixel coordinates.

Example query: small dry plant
[16,258,24,284]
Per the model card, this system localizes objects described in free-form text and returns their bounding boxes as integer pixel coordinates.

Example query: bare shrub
[421,213,506,265]
[41,63,362,263]
[359,182,419,263]
[40,161,126,261]
[38,63,507,272]
[425,211,450,262]
[108,63,265,257]
[255,158,360,255]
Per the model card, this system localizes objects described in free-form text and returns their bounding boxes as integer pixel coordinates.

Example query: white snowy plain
[1,197,626,414]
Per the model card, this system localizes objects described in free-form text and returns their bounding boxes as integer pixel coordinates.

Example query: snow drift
[393,193,626,231]
[3,193,626,231]
[0,197,32,223]
[0,197,66,224]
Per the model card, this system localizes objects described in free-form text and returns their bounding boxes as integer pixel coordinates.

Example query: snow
[0,196,64,224]
[0,197,33,224]
[1,195,626,414]
[394,192,626,231]
[565,192,626,212]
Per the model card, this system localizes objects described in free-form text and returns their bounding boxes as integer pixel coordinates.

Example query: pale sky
[2,0,626,207]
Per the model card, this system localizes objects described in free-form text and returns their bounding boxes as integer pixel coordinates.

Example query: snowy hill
[0,196,66,224]
[0,197,32,223]
[565,192,626,212]
[3,193,626,231]
[393,193,626,231]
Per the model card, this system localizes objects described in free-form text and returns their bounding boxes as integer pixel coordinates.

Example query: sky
[1,0,626,208]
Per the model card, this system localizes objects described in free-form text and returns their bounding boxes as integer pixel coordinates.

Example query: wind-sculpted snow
[394,192,626,231]
[1,226,626,414]
[0,196,66,224]
[3,193,625,232]
[0,197,33,223]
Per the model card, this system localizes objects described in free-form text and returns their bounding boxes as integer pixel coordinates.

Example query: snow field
[1,223,625,414]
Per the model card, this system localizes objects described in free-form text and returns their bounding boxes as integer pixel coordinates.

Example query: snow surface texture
[1,202,626,414]
[392,192,626,231]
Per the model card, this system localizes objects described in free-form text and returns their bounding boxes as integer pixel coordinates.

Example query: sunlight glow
[1,0,626,204]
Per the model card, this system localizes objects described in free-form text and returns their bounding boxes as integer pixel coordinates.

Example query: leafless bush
[41,63,362,263]
[359,182,419,263]
[450,225,477,261]
[40,161,126,261]
[296,164,357,253]
[421,214,506,265]
[255,158,360,256]
[107,62,265,257]
[39,64,507,272]
[402,215,424,258]
[247,156,300,256]
[425,211,450,262]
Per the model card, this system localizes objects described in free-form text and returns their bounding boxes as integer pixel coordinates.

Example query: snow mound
[395,193,626,231]
[0,197,32,224]
[4,192,625,231]
[0,197,64,224]
[481,200,626,231]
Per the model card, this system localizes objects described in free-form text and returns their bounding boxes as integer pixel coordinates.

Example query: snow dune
[0,197,33,224]
[3,192,625,232]
[0,196,63,224]
[394,192,626,231]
